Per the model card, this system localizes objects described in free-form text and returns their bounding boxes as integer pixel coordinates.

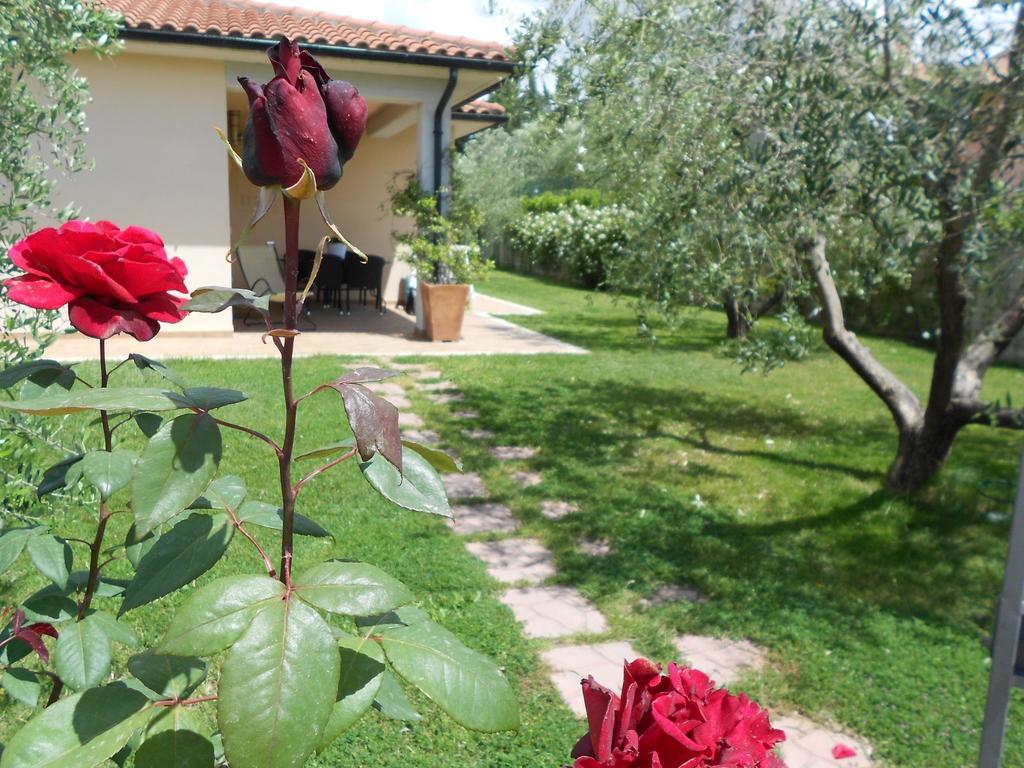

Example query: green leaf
[1,667,40,708]
[183,287,270,314]
[158,575,285,656]
[21,588,77,625]
[0,386,188,415]
[295,438,355,462]
[318,635,385,750]
[191,475,247,510]
[37,454,84,497]
[128,653,208,699]
[54,615,112,691]
[360,447,451,518]
[122,514,234,614]
[167,387,247,411]
[218,598,339,768]
[81,450,136,500]
[403,440,463,473]
[294,561,412,616]
[374,617,520,731]
[68,571,129,598]
[237,502,332,537]
[0,682,154,768]
[0,359,66,390]
[87,610,139,647]
[0,527,38,576]
[135,708,214,768]
[124,525,159,570]
[134,413,164,438]
[133,414,223,536]
[19,366,76,399]
[25,535,72,589]
[129,354,186,388]
[372,671,421,722]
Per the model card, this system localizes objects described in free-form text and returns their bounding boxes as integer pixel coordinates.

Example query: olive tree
[518,0,1024,492]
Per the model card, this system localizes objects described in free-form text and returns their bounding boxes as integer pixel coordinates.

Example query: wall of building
[55,52,233,333]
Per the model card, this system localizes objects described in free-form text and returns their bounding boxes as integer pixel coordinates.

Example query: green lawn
[2,268,1023,767]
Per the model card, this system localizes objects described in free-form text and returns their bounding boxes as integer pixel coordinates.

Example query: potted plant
[390,177,492,341]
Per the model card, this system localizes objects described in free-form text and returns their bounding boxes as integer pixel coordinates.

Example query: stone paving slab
[577,538,612,558]
[774,714,874,768]
[442,472,488,499]
[398,411,424,428]
[542,641,642,717]
[402,429,440,445]
[428,392,465,405]
[465,538,555,583]
[540,500,578,520]
[421,380,459,392]
[673,634,765,686]
[450,503,520,535]
[640,584,706,607]
[387,395,412,409]
[367,381,406,396]
[491,446,538,460]
[511,470,543,488]
[500,586,607,638]
[453,410,480,420]
[414,369,443,380]
[466,428,495,440]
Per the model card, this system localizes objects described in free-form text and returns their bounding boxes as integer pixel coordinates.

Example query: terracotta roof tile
[454,99,507,117]
[99,0,511,62]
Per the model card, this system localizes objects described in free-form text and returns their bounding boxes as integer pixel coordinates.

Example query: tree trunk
[724,296,750,339]
[885,421,958,494]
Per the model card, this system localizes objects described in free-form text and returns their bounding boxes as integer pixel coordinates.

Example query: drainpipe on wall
[433,66,459,217]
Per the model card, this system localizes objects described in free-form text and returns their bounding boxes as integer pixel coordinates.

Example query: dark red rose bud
[239,38,367,191]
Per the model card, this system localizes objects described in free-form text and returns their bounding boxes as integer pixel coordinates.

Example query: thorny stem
[278,196,301,588]
[48,338,115,706]
[224,505,276,577]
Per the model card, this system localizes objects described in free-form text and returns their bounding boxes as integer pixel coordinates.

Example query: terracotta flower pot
[419,282,469,342]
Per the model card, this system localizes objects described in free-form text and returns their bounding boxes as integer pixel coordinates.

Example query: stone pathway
[389,363,874,768]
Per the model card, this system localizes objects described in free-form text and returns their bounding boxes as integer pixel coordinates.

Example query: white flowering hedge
[510,203,635,288]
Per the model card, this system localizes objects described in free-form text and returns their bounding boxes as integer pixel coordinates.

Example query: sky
[262,0,542,43]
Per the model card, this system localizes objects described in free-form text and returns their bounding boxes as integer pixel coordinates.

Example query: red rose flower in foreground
[4,220,187,341]
[571,659,786,768]
[239,37,368,190]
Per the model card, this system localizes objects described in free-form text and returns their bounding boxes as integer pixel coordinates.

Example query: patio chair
[343,254,386,314]
[318,242,348,311]
[235,241,316,329]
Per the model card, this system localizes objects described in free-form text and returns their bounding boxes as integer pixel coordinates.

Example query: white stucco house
[55,0,512,334]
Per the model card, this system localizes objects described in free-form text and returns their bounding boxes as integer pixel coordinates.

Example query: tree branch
[955,275,1024,402]
[804,232,922,431]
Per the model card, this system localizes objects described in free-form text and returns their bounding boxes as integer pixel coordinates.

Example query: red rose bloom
[4,220,188,341]
[571,659,786,768]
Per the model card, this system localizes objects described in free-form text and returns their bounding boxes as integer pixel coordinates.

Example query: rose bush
[571,658,786,768]
[239,38,367,190]
[3,220,187,341]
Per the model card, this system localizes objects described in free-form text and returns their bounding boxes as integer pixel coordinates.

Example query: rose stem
[48,338,114,706]
[277,196,301,588]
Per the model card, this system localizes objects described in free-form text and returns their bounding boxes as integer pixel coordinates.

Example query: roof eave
[118,27,516,73]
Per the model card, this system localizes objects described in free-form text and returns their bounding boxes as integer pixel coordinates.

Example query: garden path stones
[490,446,538,460]
[541,641,642,718]
[428,392,465,405]
[402,429,440,445]
[450,503,519,535]
[511,469,543,488]
[465,538,555,583]
[368,381,405,397]
[639,583,705,607]
[453,409,480,420]
[673,634,765,686]
[466,428,495,440]
[421,380,458,392]
[540,500,578,520]
[773,714,874,768]
[500,586,608,638]
[398,411,424,428]
[576,538,611,558]
[442,472,488,500]
[414,369,443,380]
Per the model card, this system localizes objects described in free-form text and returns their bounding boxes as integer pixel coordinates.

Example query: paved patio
[40,293,585,361]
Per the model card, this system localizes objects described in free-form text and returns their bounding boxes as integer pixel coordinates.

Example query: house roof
[453,100,507,118]
[99,0,512,64]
